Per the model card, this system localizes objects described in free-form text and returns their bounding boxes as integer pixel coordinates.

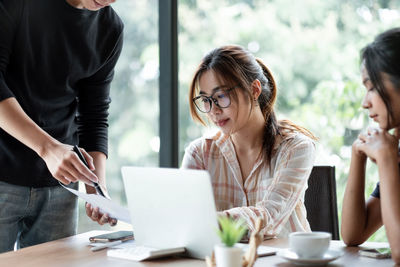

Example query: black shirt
[0,0,123,187]
[371,182,380,198]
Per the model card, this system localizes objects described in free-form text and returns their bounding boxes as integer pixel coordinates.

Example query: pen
[73,145,106,197]
[90,240,122,252]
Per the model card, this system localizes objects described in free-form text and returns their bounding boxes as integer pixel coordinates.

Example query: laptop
[119,166,220,259]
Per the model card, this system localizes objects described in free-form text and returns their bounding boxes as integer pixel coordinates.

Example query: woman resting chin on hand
[341,27,400,265]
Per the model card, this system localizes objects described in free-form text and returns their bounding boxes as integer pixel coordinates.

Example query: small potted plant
[214,216,248,267]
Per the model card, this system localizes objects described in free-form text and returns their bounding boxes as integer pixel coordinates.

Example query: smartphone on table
[359,247,391,259]
[89,230,134,243]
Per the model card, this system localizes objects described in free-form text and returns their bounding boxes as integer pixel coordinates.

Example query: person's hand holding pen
[40,142,99,185]
[72,145,118,226]
[41,142,117,226]
[72,145,106,197]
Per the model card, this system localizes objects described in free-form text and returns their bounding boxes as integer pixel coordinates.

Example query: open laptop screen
[121,166,220,259]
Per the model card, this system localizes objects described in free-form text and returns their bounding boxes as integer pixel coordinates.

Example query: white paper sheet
[62,185,131,223]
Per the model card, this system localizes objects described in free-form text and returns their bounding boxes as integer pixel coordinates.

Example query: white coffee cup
[289,231,331,258]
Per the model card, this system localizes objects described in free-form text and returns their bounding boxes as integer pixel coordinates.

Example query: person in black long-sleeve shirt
[0,0,123,253]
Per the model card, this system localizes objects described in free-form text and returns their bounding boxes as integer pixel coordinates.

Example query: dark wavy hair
[361,27,400,126]
[189,45,316,164]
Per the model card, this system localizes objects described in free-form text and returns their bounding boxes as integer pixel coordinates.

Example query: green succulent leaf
[216,217,248,247]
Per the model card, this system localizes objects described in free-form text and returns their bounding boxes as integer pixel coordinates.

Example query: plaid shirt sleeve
[181,138,206,170]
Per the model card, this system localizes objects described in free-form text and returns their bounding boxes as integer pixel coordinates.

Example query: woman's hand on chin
[357,128,398,164]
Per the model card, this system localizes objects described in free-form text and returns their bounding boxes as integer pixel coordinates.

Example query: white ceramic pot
[214,244,243,267]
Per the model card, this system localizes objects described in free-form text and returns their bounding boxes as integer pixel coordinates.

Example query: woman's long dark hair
[189,45,316,164]
[361,27,400,126]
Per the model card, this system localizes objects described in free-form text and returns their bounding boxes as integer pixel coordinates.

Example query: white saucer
[276,248,344,266]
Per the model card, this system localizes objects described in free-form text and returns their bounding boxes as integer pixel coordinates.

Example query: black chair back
[304,166,339,240]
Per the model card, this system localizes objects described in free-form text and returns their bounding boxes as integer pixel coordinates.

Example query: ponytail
[255,58,280,163]
[256,58,277,109]
[256,58,317,164]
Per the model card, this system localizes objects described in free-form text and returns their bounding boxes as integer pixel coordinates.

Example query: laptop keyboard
[108,246,157,261]
[107,245,186,261]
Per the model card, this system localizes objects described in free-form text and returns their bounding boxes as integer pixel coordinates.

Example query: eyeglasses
[192,87,236,113]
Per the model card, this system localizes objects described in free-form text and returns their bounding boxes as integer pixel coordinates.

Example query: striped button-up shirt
[181,130,316,238]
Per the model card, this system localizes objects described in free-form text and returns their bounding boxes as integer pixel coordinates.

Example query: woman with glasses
[341,28,400,264]
[181,45,317,238]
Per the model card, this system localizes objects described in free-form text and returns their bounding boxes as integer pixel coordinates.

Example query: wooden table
[0,231,394,266]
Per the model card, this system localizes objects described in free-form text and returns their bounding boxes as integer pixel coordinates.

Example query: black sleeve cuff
[371,182,380,198]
